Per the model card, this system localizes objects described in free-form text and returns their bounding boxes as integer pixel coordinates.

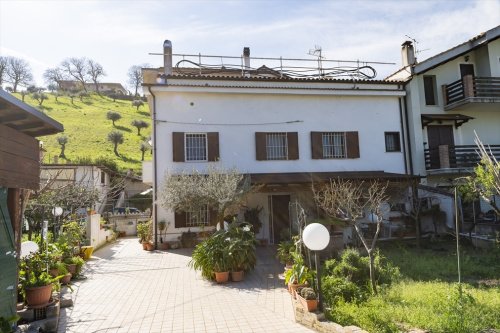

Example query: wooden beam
[0,113,27,123]
[10,121,45,131]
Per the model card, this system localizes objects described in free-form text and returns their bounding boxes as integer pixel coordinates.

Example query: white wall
[86,214,114,249]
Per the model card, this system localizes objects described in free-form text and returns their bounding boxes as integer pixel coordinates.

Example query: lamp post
[302,223,330,311]
[52,206,63,240]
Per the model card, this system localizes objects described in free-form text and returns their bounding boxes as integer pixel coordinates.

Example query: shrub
[300,287,317,300]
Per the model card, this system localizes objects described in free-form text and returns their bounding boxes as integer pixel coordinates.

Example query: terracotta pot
[145,243,154,251]
[25,284,52,306]
[231,270,244,282]
[158,242,169,251]
[61,273,72,285]
[49,268,59,278]
[65,264,77,275]
[142,242,148,250]
[214,271,229,283]
[288,282,306,299]
[297,294,318,312]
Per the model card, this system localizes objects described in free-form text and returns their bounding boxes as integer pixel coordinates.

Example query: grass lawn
[327,238,500,333]
[13,92,152,173]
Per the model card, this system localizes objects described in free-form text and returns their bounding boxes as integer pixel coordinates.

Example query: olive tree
[131,119,149,135]
[108,130,124,156]
[158,166,252,226]
[57,135,68,158]
[106,111,122,127]
[32,92,48,106]
[132,99,144,111]
[313,179,389,294]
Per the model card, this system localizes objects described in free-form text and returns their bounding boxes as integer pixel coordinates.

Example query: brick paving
[58,237,312,333]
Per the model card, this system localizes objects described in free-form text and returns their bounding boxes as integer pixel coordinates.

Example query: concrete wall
[86,213,114,249]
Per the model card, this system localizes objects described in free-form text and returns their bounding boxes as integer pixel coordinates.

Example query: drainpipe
[148,85,158,249]
[403,94,414,175]
[398,90,408,175]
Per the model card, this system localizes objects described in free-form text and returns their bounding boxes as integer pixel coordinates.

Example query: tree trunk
[112,120,116,127]
[134,86,138,97]
[368,250,377,295]
[59,144,66,158]
[13,82,18,93]
[141,150,145,161]
[137,127,141,135]
[114,143,119,156]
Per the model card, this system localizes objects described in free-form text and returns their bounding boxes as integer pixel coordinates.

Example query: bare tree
[106,111,122,127]
[158,166,252,225]
[60,57,89,92]
[127,65,143,97]
[108,130,124,156]
[131,119,149,135]
[87,59,106,95]
[313,179,388,294]
[43,67,66,90]
[0,56,7,86]
[57,135,68,158]
[6,57,33,92]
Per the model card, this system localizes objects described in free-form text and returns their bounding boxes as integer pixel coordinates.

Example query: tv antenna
[405,35,430,55]
[308,45,324,76]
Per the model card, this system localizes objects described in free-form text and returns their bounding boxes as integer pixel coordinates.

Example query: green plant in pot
[189,230,231,283]
[244,206,263,235]
[276,240,294,267]
[284,252,311,298]
[227,223,257,281]
[297,287,318,312]
[157,220,170,250]
[20,252,61,307]
[137,220,152,250]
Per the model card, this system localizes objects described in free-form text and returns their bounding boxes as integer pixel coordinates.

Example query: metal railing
[424,144,500,169]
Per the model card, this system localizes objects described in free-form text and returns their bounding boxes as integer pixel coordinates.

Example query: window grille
[185,133,207,161]
[385,132,401,152]
[186,205,209,227]
[266,133,288,160]
[322,132,346,158]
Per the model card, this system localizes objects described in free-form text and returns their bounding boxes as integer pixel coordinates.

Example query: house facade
[58,80,128,94]
[143,41,415,246]
[0,89,63,320]
[388,25,500,223]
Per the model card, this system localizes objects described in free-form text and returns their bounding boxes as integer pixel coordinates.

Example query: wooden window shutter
[255,132,267,161]
[287,132,299,160]
[172,132,185,162]
[346,131,360,158]
[311,132,323,159]
[207,132,219,162]
[174,210,187,228]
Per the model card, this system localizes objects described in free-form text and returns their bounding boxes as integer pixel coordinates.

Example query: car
[113,207,141,214]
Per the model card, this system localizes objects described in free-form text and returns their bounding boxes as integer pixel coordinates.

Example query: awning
[421,114,474,129]
[250,171,419,185]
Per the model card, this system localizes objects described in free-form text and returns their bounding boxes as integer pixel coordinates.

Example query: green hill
[13,92,152,173]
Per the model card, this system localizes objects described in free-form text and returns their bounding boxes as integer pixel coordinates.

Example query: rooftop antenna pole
[308,45,324,77]
[405,35,430,57]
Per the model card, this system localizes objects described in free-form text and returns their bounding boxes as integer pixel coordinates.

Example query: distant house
[387,25,500,227]
[58,80,128,95]
[142,41,416,248]
[0,89,63,320]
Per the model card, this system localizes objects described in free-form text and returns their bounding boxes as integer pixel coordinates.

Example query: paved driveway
[58,237,312,333]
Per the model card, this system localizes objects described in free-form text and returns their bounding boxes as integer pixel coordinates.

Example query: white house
[387,25,500,225]
[143,41,415,246]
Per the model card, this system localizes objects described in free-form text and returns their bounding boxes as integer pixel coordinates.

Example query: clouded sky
[1,0,499,91]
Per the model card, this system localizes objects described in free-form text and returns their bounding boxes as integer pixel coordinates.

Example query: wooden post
[441,84,448,105]
[463,75,474,98]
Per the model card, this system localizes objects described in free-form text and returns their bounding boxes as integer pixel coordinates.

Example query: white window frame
[185,133,208,162]
[265,133,288,160]
[186,204,209,227]
[322,132,346,158]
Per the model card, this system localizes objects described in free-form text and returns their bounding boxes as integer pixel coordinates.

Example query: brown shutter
[287,132,299,160]
[207,132,219,162]
[311,132,323,159]
[346,131,360,158]
[255,132,267,161]
[174,210,187,228]
[172,132,185,162]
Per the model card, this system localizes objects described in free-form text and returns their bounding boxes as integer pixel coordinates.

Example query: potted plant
[276,240,294,269]
[20,253,60,307]
[158,220,170,250]
[228,223,257,282]
[137,220,152,250]
[244,206,263,235]
[49,262,71,284]
[297,287,318,312]
[189,230,230,283]
[284,252,310,299]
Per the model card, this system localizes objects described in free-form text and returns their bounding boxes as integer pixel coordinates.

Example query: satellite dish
[21,241,39,258]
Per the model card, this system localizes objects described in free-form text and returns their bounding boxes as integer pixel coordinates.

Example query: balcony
[443,75,500,111]
[424,144,500,171]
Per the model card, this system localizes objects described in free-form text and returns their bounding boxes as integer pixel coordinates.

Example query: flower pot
[61,273,72,285]
[25,284,52,306]
[142,242,148,250]
[49,268,59,278]
[145,243,154,251]
[65,264,77,275]
[297,294,318,312]
[158,242,169,250]
[214,271,229,283]
[231,270,244,282]
[288,282,306,299]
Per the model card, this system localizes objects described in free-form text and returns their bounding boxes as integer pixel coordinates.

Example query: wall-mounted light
[464,55,470,62]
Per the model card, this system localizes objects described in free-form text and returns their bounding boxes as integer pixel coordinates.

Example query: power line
[155,119,303,126]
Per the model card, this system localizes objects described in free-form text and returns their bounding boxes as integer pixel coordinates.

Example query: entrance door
[427,126,455,168]
[270,195,290,244]
[460,64,475,78]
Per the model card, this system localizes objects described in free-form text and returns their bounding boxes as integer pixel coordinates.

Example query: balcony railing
[443,75,500,106]
[424,144,500,170]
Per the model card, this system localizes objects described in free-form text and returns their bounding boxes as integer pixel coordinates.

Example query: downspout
[403,92,414,175]
[398,86,408,175]
[147,85,158,249]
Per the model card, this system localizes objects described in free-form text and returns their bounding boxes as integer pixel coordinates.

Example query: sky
[0,0,499,92]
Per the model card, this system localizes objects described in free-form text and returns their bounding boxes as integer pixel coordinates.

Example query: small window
[423,75,437,105]
[185,133,207,161]
[385,132,401,152]
[186,205,209,227]
[100,171,106,184]
[266,133,288,160]
[322,132,346,158]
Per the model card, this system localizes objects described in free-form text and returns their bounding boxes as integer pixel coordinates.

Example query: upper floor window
[311,131,359,159]
[255,132,299,161]
[384,132,401,152]
[423,75,437,105]
[172,132,219,162]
